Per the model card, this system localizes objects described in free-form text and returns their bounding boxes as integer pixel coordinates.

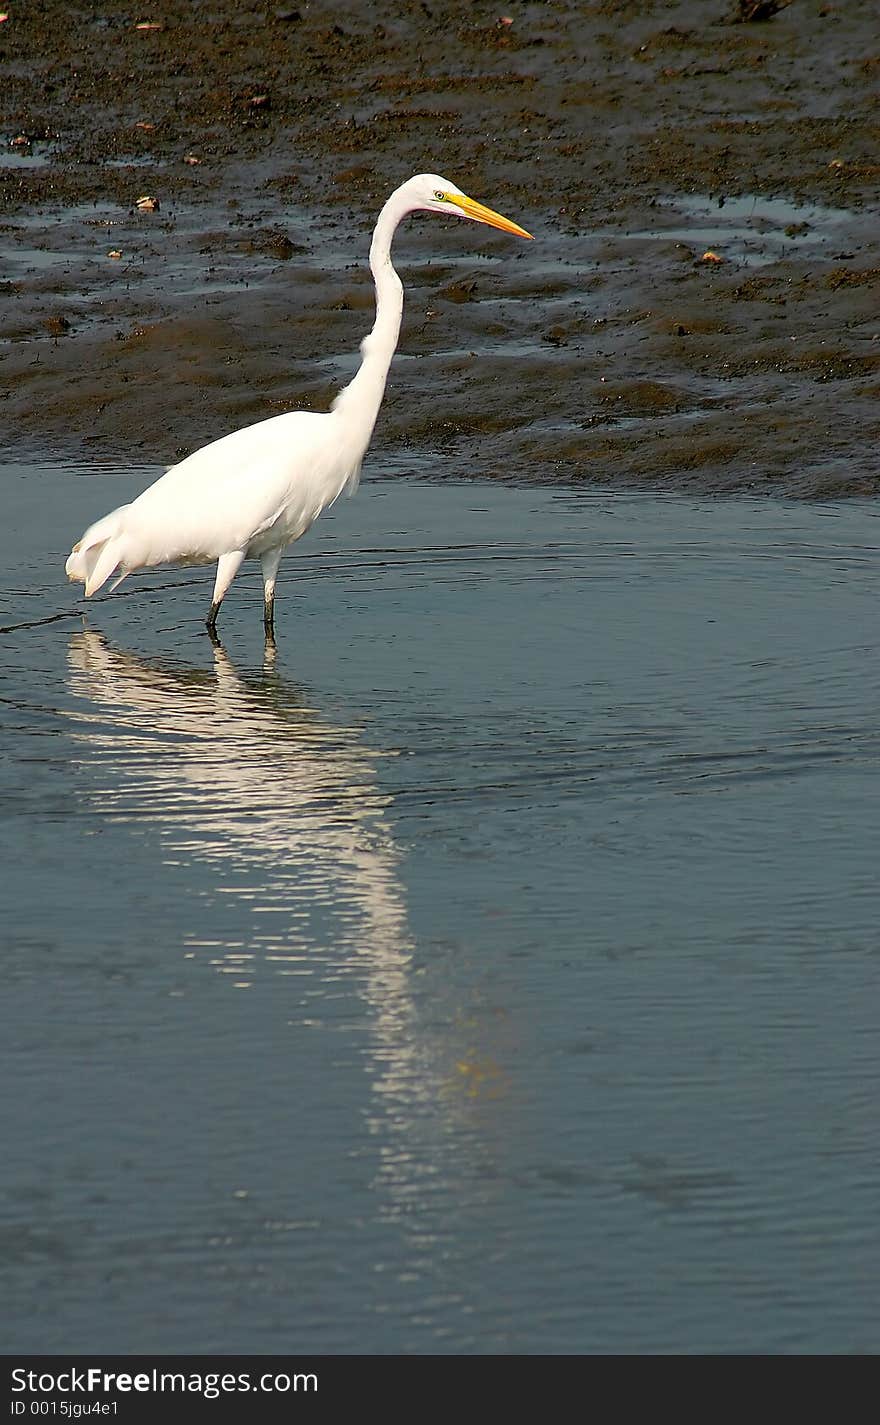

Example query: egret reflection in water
[65,627,420,1038]
[65,629,415,963]
[63,627,516,1282]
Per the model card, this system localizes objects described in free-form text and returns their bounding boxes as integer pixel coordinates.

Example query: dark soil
[2,0,878,495]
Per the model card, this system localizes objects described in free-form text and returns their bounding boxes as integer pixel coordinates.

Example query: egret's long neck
[331,194,406,443]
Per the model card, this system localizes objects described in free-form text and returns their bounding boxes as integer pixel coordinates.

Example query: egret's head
[407,173,533,240]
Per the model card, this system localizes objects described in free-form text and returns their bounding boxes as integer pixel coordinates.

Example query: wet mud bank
[1,0,878,495]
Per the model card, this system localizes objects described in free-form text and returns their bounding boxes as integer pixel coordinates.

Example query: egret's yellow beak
[447,192,533,240]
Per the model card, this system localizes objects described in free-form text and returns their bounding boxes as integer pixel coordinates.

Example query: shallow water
[627,192,855,267]
[3,460,880,1353]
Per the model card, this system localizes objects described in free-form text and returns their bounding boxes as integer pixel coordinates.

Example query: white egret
[65,173,532,637]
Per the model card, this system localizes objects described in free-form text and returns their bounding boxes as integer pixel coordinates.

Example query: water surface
[2,461,879,1353]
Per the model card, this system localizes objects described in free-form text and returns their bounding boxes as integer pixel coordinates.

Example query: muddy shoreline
[2,0,878,495]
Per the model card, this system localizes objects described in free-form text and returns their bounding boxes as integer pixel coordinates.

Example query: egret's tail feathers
[65,508,129,597]
[85,538,126,598]
[65,539,105,588]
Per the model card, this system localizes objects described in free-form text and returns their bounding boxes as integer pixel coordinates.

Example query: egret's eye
[434,190,446,201]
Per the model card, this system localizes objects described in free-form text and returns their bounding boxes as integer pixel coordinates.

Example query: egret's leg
[261,548,283,639]
[206,550,245,632]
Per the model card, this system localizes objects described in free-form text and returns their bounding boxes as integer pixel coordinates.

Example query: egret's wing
[128,411,341,562]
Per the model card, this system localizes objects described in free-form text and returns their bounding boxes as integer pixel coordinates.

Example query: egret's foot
[263,601,275,641]
[205,603,222,643]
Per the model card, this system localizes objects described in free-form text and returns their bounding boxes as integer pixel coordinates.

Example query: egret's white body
[65,173,532,636]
